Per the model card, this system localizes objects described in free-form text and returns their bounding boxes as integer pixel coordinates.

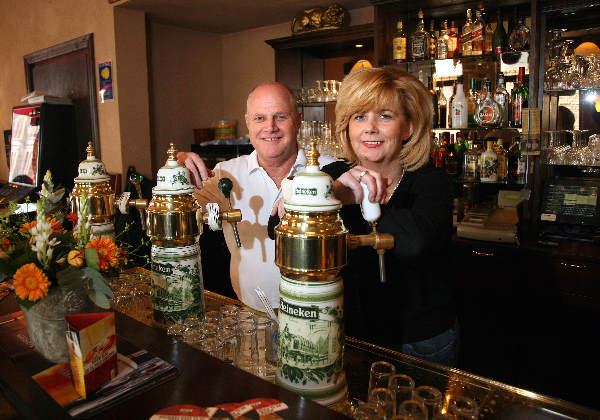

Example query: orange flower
[20,220,37,233]
[86,237,119,271]
[67,249,85,267]
[47,217,62,233]
[66,212,78,225]
[13,263,51,302]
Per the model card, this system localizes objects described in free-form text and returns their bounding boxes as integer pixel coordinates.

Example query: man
[178,82,336,311]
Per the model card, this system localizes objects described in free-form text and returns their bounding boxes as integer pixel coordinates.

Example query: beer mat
[0,280,14,301]
[150,398,288,420]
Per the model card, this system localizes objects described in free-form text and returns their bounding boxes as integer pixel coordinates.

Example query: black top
[322,161,456,345]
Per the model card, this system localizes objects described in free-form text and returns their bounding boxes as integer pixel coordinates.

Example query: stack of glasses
[542,130,600,166]
[298,120,344,158]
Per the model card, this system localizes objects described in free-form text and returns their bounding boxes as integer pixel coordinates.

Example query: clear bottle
[447,20,459,58]
[475,80,502,127]
[483,9,494,54]
[451,76,468,128]
[428,20,438,59]
[494,72,510,127]
[471,9,485,55]
[492,9,507,57]
[508,15,530,51]
[494,139,508,182]
[462,9,474,57]
[436,20,449,59]
[480,140,498,182]
[448,80,456,127]
[392,19,408,64]
[511,66,529,128]
[437,85,448,128]
[467,78,479,128]
[463,134,480,181]
[410,9,430,61]
[429,78,439,128]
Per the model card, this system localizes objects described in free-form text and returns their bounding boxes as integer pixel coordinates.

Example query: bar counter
[1,272,599,419]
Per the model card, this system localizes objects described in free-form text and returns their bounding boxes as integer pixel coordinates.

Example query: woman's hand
[177,152,214,188]
[333,166,389,205]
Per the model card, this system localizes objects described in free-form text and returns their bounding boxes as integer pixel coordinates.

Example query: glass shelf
[544,87,600,95]
[432,127,522,132]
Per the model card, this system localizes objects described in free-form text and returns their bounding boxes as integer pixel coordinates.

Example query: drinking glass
[397,400,428,420]
[238,310,255,324]
[354,401,384,420]
[200,336,224,359]
[413,386,442,420]
[448,396,478,420]
[388,374,415,412]
[204,310,221,324]
[368,387,396,419]
[236,319,258,373]
[217,317,239,364]
[182,317,203,343]
[369,361,396,396]
[255,316,277,378]
[219,304,239,321]
[201,321,219,340]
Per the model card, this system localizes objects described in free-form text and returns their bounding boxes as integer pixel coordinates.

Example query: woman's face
[348,107,413,167]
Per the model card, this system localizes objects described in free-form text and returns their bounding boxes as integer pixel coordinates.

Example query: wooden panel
[24,34,99,162]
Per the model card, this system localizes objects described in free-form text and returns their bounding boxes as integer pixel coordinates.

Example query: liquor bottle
[392,19,408,64]
[454,132,467,176]
[436,20,449,59]
[494,72,510,127]
[463,134,479,181]
[492,9,507,57]
[511,67,528,128]
[410,9,429,61]
[508,138,525,184]
[467,78,479,128]
[447,20,459,58]
[484,9,494,54]
[428,20,438,59]
[451,76,468,128]
[494,139,508,182]
[508,15,530,51]
[475,80,501,127]
[471,9,485,55]
[444,134,459,176]
[437,85,448,128]
[480,140,498,182]
[462,9,474,57]
[433,133,447,168]
[448,80,456,127]
[429,78,439,128]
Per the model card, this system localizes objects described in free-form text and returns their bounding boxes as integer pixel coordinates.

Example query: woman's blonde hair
[334,67,432,171]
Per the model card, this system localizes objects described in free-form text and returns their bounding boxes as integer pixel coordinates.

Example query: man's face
[245,84,300,165]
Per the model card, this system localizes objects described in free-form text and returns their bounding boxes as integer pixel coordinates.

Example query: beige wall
[149,23,223,172]
[0,0,120,182]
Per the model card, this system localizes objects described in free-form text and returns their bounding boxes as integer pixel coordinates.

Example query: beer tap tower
[274,142,394,406]
[117,143,242,325]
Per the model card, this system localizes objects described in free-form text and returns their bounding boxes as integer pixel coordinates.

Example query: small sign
[98,60,113,102]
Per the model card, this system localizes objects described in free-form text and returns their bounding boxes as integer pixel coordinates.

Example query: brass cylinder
[146,194,200,247]
[275,209,347,281]
[70,181,115,223]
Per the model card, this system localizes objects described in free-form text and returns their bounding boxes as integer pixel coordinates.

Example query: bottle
[480,140,498,182]
[467,78,479,128]
[410,9,429,61]
[511,67,529,128]
[454,132,467,176]
[463,134,480,181]
[436,20,449,59]
[428,20,438,59]
[437,85,448,128]
[462,9,474,57]
[475,80,501,127]
[508,15,530,51]
[471,9,485,55]
[494,139,508,182]
[433,133,447,168]
[444,134,459,176]
[507,6,518,42]
[447,20,459,58]
[392,19,408,64]
[508,138,525,184]
[429,78,439,128]
[451,76,468,129]
[484,9,494,54]
[494,72,510,127]
[448,80,456,127]
[492,9,507,57]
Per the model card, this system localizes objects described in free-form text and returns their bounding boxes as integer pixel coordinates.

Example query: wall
[0,0,120,182]
[149,23,223,172]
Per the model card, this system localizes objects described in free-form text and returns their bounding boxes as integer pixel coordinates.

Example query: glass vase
[21,286,93,363]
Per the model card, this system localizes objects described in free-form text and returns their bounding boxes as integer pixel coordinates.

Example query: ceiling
[117,0,371,34]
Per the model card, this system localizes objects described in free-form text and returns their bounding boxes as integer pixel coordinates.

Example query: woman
[324,67,458,366]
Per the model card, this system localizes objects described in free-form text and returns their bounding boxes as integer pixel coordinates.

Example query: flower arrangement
[0,171,122,309]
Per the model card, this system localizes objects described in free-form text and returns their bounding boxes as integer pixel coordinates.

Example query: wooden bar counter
[1,270,599,419]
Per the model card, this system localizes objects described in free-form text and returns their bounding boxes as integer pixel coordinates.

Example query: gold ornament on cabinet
[291,3,349,34]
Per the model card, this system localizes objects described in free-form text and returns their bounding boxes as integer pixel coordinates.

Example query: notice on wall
[98,60,113,103]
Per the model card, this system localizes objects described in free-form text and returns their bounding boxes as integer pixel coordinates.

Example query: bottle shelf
[432,127,522,132]
[543,87,600,96]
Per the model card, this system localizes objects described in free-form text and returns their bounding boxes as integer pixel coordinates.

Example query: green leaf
[87,289,110,309]
[84,248,99,270]
[81,267,114,298]
[15,295,37,310]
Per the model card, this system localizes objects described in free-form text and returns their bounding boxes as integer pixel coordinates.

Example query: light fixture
[350,59,373,72]
[355,44,364,48]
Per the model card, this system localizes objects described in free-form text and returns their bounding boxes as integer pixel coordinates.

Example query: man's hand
[177,152,214,188]
[334,166,389,205]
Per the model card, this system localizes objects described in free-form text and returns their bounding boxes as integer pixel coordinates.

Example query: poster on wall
[98,60,113,103]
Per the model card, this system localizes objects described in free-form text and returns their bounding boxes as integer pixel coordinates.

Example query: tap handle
[360,182,381,223]
[218,177,241,248]
[128,173,146,230]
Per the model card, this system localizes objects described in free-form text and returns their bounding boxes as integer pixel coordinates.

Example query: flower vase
[20,286,93,363]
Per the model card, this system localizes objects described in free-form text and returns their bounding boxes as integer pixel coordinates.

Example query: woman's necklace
[385,168,405,203]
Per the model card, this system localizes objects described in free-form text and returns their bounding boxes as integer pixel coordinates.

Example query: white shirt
[194,148,338,311]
